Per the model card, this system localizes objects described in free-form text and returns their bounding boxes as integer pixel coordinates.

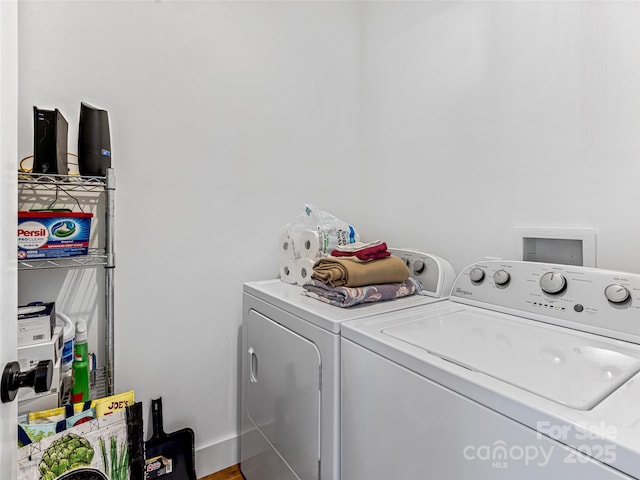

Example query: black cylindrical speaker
[78,102,111,176]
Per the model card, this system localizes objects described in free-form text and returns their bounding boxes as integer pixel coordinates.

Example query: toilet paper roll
[279,258,297,284]
[295,258,316,285]
[295,230,324,259]
[279,230,296,259]
[295,226,361,259]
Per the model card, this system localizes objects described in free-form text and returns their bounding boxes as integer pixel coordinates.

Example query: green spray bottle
[71,319,90,403]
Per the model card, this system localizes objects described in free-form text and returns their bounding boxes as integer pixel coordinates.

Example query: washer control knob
[540,272,567,294]
[604,284,630,304]
[493,269,511,286]
[469,267,485,283]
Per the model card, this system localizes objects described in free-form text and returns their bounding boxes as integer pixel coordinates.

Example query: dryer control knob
[413,259,426,275]
[469,267,485,283]
[540,272,567,294]
[604,284,630,304]
[493,269,510,286]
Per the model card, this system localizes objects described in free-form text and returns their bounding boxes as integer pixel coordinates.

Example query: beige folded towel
[312,254,410,287]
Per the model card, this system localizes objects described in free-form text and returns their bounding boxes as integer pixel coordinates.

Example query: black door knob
[1,360,53,403]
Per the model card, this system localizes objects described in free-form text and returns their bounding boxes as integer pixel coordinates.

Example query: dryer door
[246,310,321,480]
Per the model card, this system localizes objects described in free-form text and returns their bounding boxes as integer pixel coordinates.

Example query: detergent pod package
[18,211,93,260]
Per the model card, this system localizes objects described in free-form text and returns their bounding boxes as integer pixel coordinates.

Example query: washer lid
[382,309,640,410]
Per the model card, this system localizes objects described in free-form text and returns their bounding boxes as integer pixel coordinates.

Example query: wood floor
[200,464,244,480]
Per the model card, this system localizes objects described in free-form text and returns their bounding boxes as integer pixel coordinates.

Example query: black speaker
[33,107,69,175]
[78,102,111,176]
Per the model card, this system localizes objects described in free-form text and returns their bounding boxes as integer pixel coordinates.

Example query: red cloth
[330,242,390,261]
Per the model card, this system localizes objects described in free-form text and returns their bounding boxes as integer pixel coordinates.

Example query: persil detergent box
[18,211,93,259]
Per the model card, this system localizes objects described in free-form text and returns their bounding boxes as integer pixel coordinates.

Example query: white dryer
[341,260,640,479]
[239,249,455,480]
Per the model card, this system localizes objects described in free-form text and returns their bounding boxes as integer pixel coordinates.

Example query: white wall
[360,1,640,274]
[18,1,362,475]
[16,0,640,476]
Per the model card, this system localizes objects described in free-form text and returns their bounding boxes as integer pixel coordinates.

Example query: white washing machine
[341,260,640,479]
[239,249,455,480]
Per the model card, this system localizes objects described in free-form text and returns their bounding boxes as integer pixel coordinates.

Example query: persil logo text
[17,221,49,250]
[18,227,46,236]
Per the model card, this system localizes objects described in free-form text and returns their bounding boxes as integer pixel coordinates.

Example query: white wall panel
[360,2,640,274]
[17,2,362,475]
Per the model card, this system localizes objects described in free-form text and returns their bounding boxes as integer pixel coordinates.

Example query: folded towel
[302,278,421,308]
[334,240,384,253]
[311,254,410,287]
[331,241,390,261]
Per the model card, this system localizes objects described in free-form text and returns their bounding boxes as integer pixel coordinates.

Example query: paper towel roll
[279,258,297,284]
[295,258,316,285]
[279,230,296,259]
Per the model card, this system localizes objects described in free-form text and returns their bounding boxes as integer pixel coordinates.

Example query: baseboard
[196,433,240,478]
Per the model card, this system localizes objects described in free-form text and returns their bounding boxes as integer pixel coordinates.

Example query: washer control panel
[451,260,640,343]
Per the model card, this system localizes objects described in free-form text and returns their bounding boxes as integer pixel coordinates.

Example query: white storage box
[18,303,56,347]
[17,325,62,371]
